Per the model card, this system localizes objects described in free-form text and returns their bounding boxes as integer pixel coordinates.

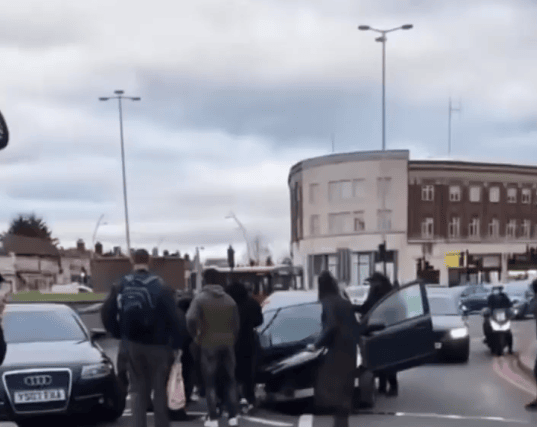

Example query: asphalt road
[68,310,537,427]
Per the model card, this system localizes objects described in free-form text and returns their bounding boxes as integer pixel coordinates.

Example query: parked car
[459,284,491,313]
[0,304,125,425]
[427,293,470,362]
[255,282,436,410]
[343,285,370,306]
[501,281,535,319]
[50,284,93,294]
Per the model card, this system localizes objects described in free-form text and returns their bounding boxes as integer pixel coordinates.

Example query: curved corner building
[288,149,537,289]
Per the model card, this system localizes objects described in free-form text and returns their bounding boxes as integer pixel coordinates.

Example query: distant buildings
[288,149,537,288]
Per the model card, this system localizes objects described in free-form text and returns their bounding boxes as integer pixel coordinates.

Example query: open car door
[359,280,435,373]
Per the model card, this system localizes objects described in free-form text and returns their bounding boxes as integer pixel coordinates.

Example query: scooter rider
[483,286,513,354]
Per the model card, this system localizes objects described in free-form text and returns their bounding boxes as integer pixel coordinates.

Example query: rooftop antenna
[448,97,462,157]
[331,133,335,153]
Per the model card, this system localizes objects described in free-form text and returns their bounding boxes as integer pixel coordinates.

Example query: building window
[468,217,480,238]
[488,218,500,239]
[309,184,320,204]
[329,180,352,202]
[421,218,434,238]
[522,188,531,204]
[353,179,365,199]
[351,253,372,286]
[506,219,517,238]
[522,220,531,239]
[421,185,434,201]
[448,217,460,239]
[449,186,461,202]
[328,212,352,235]
[353,211,365,232]
[489,187,500,203]
[377,210,392,231]
[310,215,320,236]
[507,188,517,203]
[469,186,481,202]
[377,178,391,201]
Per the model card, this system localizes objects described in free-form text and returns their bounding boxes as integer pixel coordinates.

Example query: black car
[427,292,470,362]
[0,304,125,425]
[256,281,436,409]
[459,284,491,313]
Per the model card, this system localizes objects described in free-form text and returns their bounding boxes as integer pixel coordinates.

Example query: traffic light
[378,243,387,262]
[227,245,235,269]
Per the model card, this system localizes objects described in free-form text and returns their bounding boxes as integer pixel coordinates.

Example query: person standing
[186,268,240,427]
[526,279,537,410]
[307,271,358,427]
[102,249,187,427]
[225,282,263,413]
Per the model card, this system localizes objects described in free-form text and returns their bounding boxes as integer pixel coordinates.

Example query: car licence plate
[14,389,66,404]
[435,342,442,349]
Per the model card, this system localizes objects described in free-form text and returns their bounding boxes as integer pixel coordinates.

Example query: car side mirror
[90,328,107,341]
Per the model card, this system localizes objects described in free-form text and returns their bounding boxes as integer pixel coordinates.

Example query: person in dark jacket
[526,279,537,411]
[355,272,398,396]
[307,271,357,427]
[0,276,9,366]
[225,282,263,412]
[101,249,188,427]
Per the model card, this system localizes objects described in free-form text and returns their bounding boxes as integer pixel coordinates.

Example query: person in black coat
[226,282,263,411]
[307,271,357,427]
[355,272,398,396]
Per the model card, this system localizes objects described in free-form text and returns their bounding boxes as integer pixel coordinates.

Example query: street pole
[99,90,141,258]
[92,214,107,247]
[358,24,413,151]
[448,97,461,157]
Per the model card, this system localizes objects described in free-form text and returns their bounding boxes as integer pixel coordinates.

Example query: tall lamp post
[92,214,108,247]
[358,24,413,151]
[99,90,141,257]
[225,212,253,262]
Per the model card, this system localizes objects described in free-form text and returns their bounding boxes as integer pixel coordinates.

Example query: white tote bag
[167,352,186,410]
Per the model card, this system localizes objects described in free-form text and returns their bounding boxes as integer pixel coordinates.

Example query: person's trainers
[229,417,239,426]
[526,399,537,411]
[204,419,219,427]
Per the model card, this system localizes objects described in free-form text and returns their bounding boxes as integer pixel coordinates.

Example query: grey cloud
[6,180,116,203]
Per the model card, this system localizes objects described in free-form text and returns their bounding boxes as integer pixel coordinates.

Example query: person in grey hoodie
[186,268,241,427]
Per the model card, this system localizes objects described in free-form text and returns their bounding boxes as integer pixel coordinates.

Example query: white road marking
[242,416,294,426]
[389,411,528,424]
[298,414,313,427]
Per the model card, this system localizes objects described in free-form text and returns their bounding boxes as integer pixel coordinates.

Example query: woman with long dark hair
[308,271,357,427]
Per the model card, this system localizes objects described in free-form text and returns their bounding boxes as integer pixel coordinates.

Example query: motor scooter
[482,307,512,356]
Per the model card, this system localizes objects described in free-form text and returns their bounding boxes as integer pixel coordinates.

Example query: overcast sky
[1,0,537,262]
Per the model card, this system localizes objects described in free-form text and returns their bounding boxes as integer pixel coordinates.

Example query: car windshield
[259,303,323,347]
[428,296,459,316]
[3,310,87,343]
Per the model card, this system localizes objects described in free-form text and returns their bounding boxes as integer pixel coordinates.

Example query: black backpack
[118,273,160,341]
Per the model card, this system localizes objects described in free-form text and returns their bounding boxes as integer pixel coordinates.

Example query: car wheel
[455,342,470,363]
[357,369,376,409]
[98,381,127,422]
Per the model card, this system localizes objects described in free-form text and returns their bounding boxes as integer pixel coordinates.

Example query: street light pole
[99,90,141,257]
[92,214,108,247]
[358,24,413,151]
[225,212,253,262]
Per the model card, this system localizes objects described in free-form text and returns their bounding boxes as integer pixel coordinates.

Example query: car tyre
[97,381,127,422]
[357,369,376,409]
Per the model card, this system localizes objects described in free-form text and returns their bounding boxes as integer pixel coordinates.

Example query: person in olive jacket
[307,271,358,427]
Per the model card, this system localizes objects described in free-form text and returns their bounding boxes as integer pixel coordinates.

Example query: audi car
[0,304,125,425]
[256,281,436,410]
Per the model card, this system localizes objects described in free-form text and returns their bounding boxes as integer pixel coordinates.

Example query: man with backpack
[102,249,187,427]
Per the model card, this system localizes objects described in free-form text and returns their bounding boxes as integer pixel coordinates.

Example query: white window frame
[377,210,392,231]
[488,218,500,238]
[353,179,365,199]
[377,177,392,201]
[353,211,365,232]
[449,186,461,202]
[329,180,352,202]
[448,217,460,239]
[522,220,531,239]
[489,187,500,203]
[468,217,480,238]
[522,188,531,204]
[421,218,434,238]
[506,220,517,238]
[328,212,352,235]
[469,186,481,203]
[507,188,517,203]
[421,185,434,201]
[310,215,320,236]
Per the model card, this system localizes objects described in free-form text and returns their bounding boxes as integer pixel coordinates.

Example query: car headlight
[81,362,113,380]
[449,327,469,339]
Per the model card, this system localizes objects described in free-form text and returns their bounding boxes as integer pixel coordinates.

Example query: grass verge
[9,291,107,303]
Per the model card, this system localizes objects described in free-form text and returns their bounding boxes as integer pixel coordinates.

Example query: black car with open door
[256,281,436,410]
